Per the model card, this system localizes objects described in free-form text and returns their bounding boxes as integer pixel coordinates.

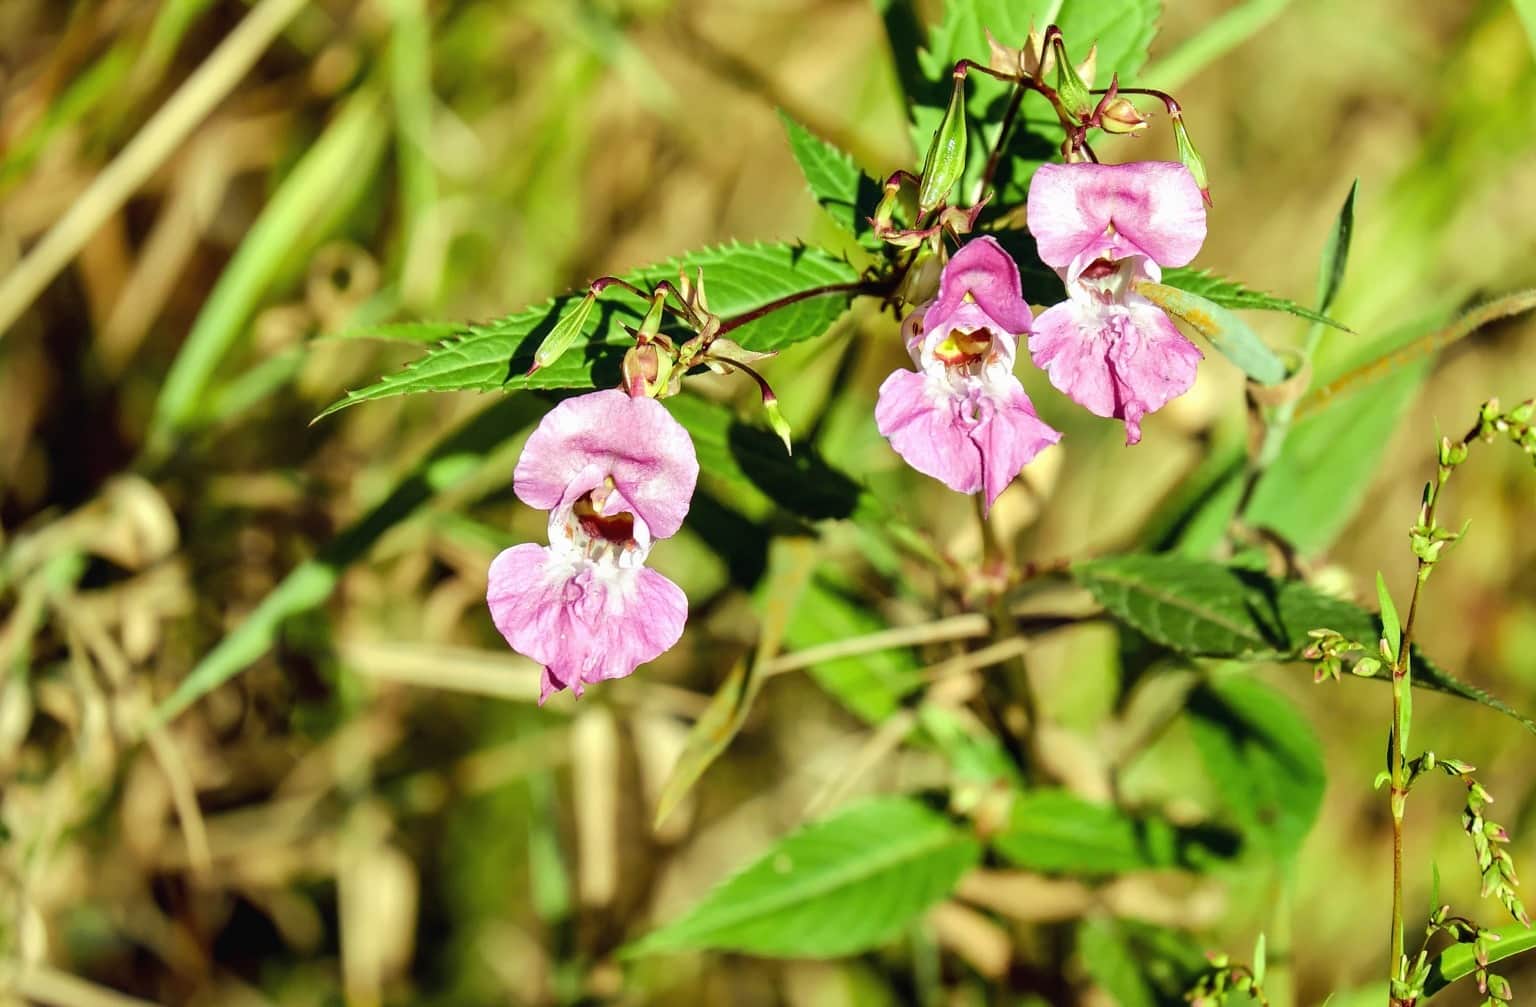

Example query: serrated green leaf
[779,111,881,248]
[992,789,1237,876]
[912,0,1161,203]
[1072,554,1536,734]
[1161,267,1352,332]
[624,796,980,958]
[317,242,860,418]
[1187,675,1324,862]
[1136,280,1288,385]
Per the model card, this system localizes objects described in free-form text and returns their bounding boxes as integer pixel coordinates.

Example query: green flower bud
[918,73,969,213]
[1098,96,1149,135]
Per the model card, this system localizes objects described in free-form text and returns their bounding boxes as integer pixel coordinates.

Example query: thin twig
[758,613,991,677]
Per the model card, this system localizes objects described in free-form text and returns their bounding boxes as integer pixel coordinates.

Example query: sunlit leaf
[317,242,860,418]
[779,112,882,248]
[993,789,1237,876]
[1314,179,1358,313]
[1424,921,1536,998]
[624,797,980,957]
[1136,280,1287,385]
[1160,267,1352,331]
[912,0,1161,203]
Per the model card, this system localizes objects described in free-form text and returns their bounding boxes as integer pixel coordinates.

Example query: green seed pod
[917,73,968,213]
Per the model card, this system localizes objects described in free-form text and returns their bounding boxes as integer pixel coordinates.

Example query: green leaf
[784,578,926,723]
[1252,932,1267,987]
[1244,318,1439,552]
[1315,179,1358,313]
[992,789,1237,876]
[316,242,860,418]
[1160,267,1352,332]
[624,797,980,958]
[666,395,880,524]
[1079,919,1156,1007]
[1376,571,1401,662]
[912,0,1161,203]
[1423,921,1536,998]
[1136,280,1288,385]
[1514,0,1536,58]
[1073,554,1536,734]
[778,111,881,248]
[1187,675,1324,862]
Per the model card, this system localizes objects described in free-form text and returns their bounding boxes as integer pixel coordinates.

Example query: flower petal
[973,377,1062,510]
[925,236,1034,341]
[487,543,688,703]
[513,389,699,538]
[1029,300,1201,445]
[875,368,983,496]
[1027,162,1206,276]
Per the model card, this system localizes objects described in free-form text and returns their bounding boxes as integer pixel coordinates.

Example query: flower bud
[1099,96,1149,135]
[622,342,663,398]
[918,72,969,213]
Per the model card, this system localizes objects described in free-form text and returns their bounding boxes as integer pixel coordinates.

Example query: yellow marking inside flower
[933,327,993,365]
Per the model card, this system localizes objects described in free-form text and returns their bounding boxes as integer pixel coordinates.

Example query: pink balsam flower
[1026,161,1208,445]
[487,389,699,703]
[876,236,1061,511]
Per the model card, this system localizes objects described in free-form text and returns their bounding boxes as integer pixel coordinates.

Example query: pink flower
[1026,161,1207,444]
[875,236,1061,512]
[486,390,698,703]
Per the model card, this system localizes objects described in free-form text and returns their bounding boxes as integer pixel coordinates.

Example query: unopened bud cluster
[1461,773,1531,927]
[1303,628,1381,683]
[1185,951,1266,1007]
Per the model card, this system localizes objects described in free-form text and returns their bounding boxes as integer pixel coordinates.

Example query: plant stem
[1385,417,1484,1005]
[1389,676,1407,1004]
[715,280,886,336]
[976,78,1026,202]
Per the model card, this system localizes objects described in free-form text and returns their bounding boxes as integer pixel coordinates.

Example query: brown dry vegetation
[0,1,1534,1005]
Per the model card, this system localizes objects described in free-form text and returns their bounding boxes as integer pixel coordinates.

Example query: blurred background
[1,0,1535,1004]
